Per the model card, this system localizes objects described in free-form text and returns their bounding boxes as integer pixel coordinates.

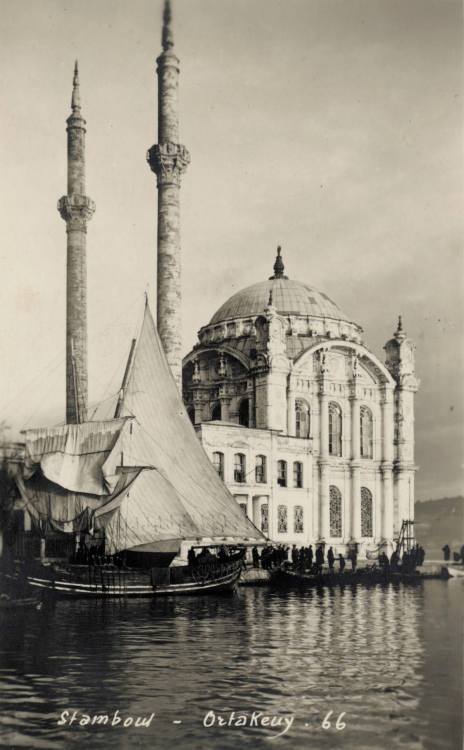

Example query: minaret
[147,0,190,389]
[58,62,95,423]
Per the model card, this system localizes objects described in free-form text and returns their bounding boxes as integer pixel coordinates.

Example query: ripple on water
[0,581,461,750]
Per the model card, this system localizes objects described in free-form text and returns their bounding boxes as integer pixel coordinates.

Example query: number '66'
[322,711,346,730]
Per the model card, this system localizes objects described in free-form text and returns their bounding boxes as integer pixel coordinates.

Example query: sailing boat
[12,303,264,597]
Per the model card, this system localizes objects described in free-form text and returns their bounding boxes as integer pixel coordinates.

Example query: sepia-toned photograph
[0,1,462,748]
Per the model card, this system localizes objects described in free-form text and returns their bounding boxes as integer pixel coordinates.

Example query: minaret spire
[162,0,174,50]
[147,0,190,389]
[58,63,95,423]
[71,60,81,112]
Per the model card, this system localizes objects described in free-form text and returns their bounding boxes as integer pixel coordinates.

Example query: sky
[0,0,462,500]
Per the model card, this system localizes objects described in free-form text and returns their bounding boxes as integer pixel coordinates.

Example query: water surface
[0,580,462,750]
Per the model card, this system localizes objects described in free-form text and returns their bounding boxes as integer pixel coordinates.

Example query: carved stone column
[380,386,394,542]
[349,365,361,539]
[381,463,394,541]
[219,385,231,421]
[147,2,190,390]
[350,463,361,539]
[319,461,330,540]
[380,386,394,462]
[318,376,329,539]
[287,384,296,436]
[58,63,95,424]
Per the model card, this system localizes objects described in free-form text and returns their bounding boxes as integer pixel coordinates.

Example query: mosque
[156,4,420,555]
[181,252,419,555]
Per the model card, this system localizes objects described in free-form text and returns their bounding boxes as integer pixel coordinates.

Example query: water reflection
[0,582,461,750]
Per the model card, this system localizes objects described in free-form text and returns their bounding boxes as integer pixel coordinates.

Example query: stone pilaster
[381,462,394,541]
[319,460,330,540]
[350,463,361,539]
[287,384,296,436]
[380,386,394,543]
[147,1,190,390]
[318,376,329,540]
[58,63,95,424]
[349,367,361,540]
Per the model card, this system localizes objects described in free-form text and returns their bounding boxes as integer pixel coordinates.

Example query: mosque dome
[209,247,351,326]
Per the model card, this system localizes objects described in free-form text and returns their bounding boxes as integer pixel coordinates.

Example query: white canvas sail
[100,303,264,552]
[17,419,143,532]
[22,419,130,495]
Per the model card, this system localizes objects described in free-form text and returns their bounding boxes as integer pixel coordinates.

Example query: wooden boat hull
[271,566,426,588]
[446,565,464,579]
[0,595,41,609]
[10,560,243,598]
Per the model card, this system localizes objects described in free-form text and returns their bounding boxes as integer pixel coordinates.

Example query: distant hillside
[415,496,464,560]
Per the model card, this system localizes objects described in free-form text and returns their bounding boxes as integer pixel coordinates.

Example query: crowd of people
[379,543,425,572]
[248,541,427,575]
[442,544,464,563]
[187,545,243,568]
[254,544,289,570]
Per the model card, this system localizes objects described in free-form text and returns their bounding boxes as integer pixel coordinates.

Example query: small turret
[384,315,416,383]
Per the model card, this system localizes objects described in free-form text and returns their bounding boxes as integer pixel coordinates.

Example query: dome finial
[269,245,288,280]
[395,314,406,340]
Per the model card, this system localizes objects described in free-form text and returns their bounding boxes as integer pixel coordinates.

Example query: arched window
[255,455,267,483]
[239,399,250,427]
[329,486,342,537]
[260,504,269,534]
[294,505,304,533]
[295,400,310,438]
[277,505,288,533]
[211,402,221,421]
[239,503,247,515]
[212,452,224,480]
[360,406,373,459]
[293,461,303,488]
[329,402,342,456]
[234,453,246,483]
[361,487,373,537]
[277,460,287,487]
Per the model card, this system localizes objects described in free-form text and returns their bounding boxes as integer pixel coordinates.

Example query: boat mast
[115,338,137,418]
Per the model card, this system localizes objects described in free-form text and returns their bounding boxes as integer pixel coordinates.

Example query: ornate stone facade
[183,250,419,555]
[58,62,95,424]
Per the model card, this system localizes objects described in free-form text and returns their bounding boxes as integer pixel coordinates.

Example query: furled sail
[100,303,264,552]
[17,419,143,533]
[22,419,130,495]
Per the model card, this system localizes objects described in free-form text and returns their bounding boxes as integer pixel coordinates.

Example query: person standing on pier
[327,547,335,572]
[291,545,298,568]
[348,547,358,572]
[338,553,346,573]
[252,546,260,568]
[307,544,314,571]
[390,549,399,571]
[442,544,451,561]
[315,545,324,574]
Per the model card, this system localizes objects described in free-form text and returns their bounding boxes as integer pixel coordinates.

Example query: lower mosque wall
[195,422,398,556]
